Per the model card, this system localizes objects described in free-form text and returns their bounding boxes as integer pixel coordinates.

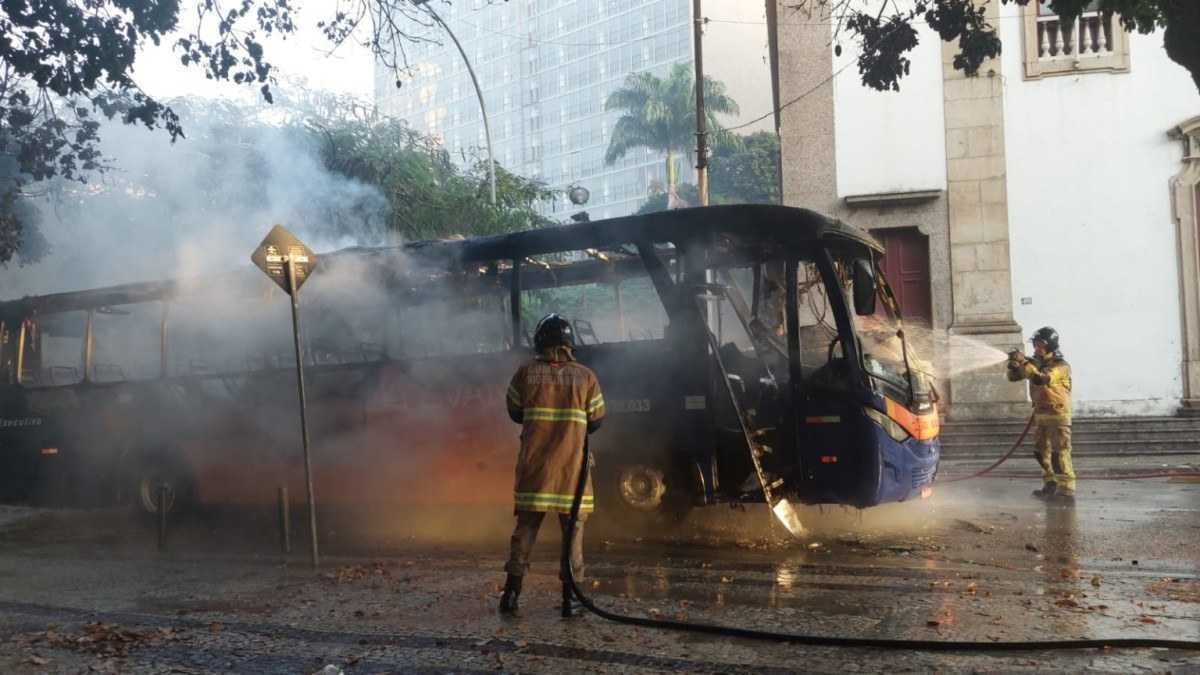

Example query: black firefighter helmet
[534,313,575,352]
[1030,326,1060,352]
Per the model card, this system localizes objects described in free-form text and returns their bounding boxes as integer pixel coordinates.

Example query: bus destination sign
[251,225,317,295]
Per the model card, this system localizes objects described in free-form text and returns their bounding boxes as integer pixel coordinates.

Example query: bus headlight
[864,406,910,442]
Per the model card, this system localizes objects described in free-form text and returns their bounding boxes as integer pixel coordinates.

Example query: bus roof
[352,204,880,263]
[0,205,880,318]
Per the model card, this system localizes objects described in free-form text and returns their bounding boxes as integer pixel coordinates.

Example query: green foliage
[803,0,1200,93]
[603,63,740,188]
[308,110,557,241]
[634,131,781,214]
[710,132,780,206]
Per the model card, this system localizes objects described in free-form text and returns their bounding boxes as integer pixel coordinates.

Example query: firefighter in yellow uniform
[500,314,605,618]
[1007,326,1075,504]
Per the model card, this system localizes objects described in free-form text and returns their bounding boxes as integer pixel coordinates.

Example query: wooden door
[872,228,932,325]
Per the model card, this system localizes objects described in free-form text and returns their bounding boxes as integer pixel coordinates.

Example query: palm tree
[603,63,740,195]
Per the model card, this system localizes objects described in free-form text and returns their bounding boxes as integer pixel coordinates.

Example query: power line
[725,60,855,133]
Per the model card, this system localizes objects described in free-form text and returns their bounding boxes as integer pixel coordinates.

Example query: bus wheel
[128,453,194,525]
[604,463,692,531]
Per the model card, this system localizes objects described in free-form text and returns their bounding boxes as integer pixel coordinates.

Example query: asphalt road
[0,456,1197,673]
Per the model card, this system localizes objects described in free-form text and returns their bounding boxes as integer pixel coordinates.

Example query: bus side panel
[0,386,43,503]
[357,353,522,509]
[185,353,524,511]
[795,401,877,505]
[577,340,700,500]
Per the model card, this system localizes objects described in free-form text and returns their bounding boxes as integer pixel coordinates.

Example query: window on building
[1022,0,1129,79]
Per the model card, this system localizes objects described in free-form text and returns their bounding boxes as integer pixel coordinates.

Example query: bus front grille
[911,466,935,488]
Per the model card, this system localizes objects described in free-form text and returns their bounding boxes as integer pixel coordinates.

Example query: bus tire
[124,450,195,526]
[599,461,693,532]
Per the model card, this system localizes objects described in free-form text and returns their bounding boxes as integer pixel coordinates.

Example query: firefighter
[1006,326,1074,504]
[499,314,605,618]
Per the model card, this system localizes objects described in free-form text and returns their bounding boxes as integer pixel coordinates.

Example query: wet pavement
[0,456,1198,673]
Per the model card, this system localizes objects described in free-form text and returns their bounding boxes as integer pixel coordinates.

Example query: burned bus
[0,205,939,526]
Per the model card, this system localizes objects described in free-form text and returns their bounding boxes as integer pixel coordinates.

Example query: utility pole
[692,0,709,207]
[765,0,784,204]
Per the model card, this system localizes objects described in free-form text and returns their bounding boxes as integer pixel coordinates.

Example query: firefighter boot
[1050,490,1076,506]
[1032,482,1057,500]
[499,574,522,616]
[561,582,580,618]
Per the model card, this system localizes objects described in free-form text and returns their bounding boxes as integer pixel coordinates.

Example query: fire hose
[561,438,1200,652]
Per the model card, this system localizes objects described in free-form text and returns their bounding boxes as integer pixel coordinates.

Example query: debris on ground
[1147,578,1200,603]
[955,519,995,534]
[23,622,180,658]
[323,562,393,584]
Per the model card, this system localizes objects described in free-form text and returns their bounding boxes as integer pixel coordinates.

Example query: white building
[775,1,1200,418]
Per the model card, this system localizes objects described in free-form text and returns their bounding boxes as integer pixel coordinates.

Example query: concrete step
[941,430,1200,444]
[940,445,1200,458]
[939,416,1200,457]
[943,416,1200,432]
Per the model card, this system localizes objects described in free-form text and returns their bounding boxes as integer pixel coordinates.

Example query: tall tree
[602,63,740,192]
[791,0,1200,94]
[710,131,780,206]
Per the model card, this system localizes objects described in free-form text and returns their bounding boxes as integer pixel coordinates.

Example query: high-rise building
[374,0,769,221]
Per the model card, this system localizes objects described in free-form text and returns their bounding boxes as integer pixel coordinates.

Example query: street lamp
[567,184,590,223]
[414,0,497,205]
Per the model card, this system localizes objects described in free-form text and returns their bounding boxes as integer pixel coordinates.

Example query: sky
[132,4,377,103]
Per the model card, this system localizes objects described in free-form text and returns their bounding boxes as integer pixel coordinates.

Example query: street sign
[250,224,321,569]
[251,225,317,295]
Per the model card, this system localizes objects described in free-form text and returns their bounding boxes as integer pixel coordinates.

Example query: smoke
[0,97,390,299]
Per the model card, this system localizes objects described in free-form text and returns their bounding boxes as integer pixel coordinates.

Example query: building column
[1169,116,1200,412]
[941,0,1027,419]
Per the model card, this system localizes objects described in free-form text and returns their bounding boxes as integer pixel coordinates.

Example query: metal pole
[278,486,292,555]
[692,0,709,207]
[425,4,497,205]
[764,0,785,204]
[287,260,320,568]
[614,282,626,341]
[510,259,522,347]
[82,309,94,382]
[14,319,26,384]
[160,302,170,379]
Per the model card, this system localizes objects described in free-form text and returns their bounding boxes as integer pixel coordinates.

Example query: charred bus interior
[0,205,939,529]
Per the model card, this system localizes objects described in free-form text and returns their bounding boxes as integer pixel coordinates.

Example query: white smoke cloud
[0,97,390,300]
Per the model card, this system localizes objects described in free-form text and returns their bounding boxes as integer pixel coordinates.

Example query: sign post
[252,225,320,568]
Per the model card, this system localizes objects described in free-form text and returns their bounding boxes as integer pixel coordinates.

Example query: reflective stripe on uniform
[507,385,521,407]
[587,394,605,416]
[514,492,595,511]
[523,407,588,424]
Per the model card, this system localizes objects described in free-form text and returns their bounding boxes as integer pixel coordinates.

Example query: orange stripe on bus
[884,399,940,440]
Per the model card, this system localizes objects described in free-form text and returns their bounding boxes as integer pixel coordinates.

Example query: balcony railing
[1035,10,1115,60]
[1023,5,1129,79]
